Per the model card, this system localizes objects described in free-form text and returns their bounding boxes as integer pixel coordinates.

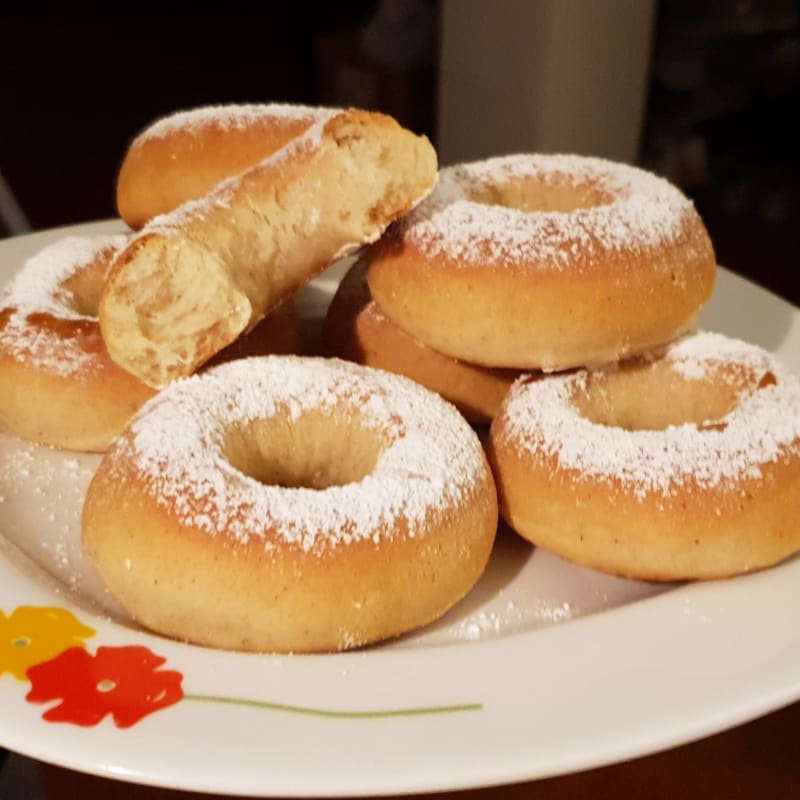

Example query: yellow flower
[1,606,95,681]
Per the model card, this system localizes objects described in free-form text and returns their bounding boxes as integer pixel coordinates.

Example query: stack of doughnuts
[324,153,717,422]
[324,152,800,582]
[323,259,521,424]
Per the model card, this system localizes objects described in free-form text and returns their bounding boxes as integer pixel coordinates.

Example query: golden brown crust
[100,109,438,388]
[488,429,800,581]
[323,260,519,423]
[0,312,156,452]
[82,457,497,653]
[368,216,716,370]
[116,104,333,229]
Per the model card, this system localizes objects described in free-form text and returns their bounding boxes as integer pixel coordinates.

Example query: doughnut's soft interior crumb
[101,109,437,388]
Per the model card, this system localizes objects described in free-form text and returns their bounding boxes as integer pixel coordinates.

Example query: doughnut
[202,298,301,368]
[323,259,519,424]
[0,235,155,452]
[116,103,336,229]
[82,356,498,653]
[0,236,302,452]
[366,154,717,371]
[100,108,438,388]
[487,332,800,581]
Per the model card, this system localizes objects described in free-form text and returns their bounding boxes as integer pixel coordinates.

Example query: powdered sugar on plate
[501,332,800,498]
[400,154,699,269]
[109,356,488,552]
[0,432,117,610]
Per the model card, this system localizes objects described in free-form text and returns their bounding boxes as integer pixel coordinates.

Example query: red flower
[26,645,184,728]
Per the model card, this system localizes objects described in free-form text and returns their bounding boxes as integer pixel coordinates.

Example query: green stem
[184,693,481,719]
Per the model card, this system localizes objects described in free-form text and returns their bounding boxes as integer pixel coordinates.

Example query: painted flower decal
[3,605,480,729]
[1,605,95,680]
[26,644,184,728]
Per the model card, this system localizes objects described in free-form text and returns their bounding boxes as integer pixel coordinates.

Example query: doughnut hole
[223,406,385,490]
[570,359,777,431]
[470,176,613,213]
[61,245,116,316]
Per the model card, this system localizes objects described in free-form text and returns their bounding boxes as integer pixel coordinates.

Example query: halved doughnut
[101,108,438,388]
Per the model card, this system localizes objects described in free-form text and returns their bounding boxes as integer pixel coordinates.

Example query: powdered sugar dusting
[665,330,774,381]
[0,235,127,377]
[136,103,336,143]
[2,235,127,318]
[140,115,333,238]
[501,332,800,498]
[113,356,487,551]
[401,154,698,269]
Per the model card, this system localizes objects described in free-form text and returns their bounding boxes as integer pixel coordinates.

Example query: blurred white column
[437,0,657,164]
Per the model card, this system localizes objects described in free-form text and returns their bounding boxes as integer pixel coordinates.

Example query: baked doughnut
[324,259,519,424]
[487,332,800,581]
[0,236,302,452]
[100,108,438,388]
[366,154,717,371]
[0,235,155,452]
[82,356,498,653]
[203,298,301,367]
[116,103,336,229]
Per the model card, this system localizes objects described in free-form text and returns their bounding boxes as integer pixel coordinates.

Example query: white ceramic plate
[0,221,798,797]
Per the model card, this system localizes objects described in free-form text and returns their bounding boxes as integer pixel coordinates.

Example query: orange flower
[0,606,95,681]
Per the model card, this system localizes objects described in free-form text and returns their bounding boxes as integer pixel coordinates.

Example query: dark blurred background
[641,0,799,306]
[1,0,797,304]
